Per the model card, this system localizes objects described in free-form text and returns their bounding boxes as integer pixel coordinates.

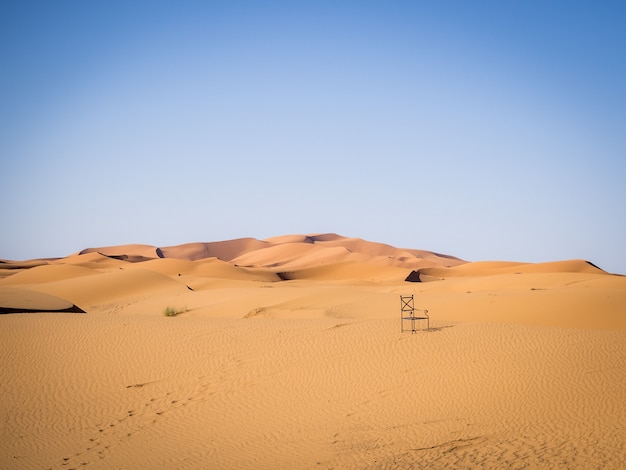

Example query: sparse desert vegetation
[163,306,186,317]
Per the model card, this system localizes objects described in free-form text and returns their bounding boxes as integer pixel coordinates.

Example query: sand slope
[1,234,625,469]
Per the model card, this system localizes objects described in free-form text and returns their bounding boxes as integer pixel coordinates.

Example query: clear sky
[2,1,625,273]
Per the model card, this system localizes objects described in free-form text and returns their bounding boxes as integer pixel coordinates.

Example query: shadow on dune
[0,304,86,314]
[98,253,155,263]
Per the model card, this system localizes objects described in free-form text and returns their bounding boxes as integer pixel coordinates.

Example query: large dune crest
[75,233,466,268]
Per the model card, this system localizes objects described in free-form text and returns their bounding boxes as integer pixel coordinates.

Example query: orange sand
[1,234,625,469]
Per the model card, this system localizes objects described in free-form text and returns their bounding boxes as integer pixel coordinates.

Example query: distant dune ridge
[77,233,465,267]
[2,234,626,469]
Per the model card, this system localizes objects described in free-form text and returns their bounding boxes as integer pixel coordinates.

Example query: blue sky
[2,1,625,273]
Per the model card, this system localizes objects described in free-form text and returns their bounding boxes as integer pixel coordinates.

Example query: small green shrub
[164,306,186,317]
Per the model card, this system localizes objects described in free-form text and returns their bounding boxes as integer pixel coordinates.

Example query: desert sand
[1,234,625,469]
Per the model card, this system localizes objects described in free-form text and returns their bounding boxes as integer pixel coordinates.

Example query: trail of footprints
[50,378,207,470]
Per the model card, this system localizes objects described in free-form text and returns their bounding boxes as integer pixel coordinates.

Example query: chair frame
[400,294,429,333]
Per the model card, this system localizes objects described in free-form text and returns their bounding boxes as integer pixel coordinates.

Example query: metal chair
[400,295,429,333]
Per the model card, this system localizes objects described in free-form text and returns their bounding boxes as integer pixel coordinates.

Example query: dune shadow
[0,305,86,314]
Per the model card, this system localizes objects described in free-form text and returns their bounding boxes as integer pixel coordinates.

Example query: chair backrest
[400,295,414,314]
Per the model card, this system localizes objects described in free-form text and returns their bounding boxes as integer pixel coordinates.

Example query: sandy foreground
[1,234,625,469]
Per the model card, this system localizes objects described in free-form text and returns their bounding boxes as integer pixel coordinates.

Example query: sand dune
[0,287,84,313]
[79,244,161,259]
[159,237,270,261]
[1,263,98,285]
[1,233,625,469]
[59,252,130,269]
[235,243,359,272]
[276,259,415,282]
[123,257,281,283]
[11,268,192,312]
[407,258,609,282]
[78,233,466,269]
[0,259,53,280]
